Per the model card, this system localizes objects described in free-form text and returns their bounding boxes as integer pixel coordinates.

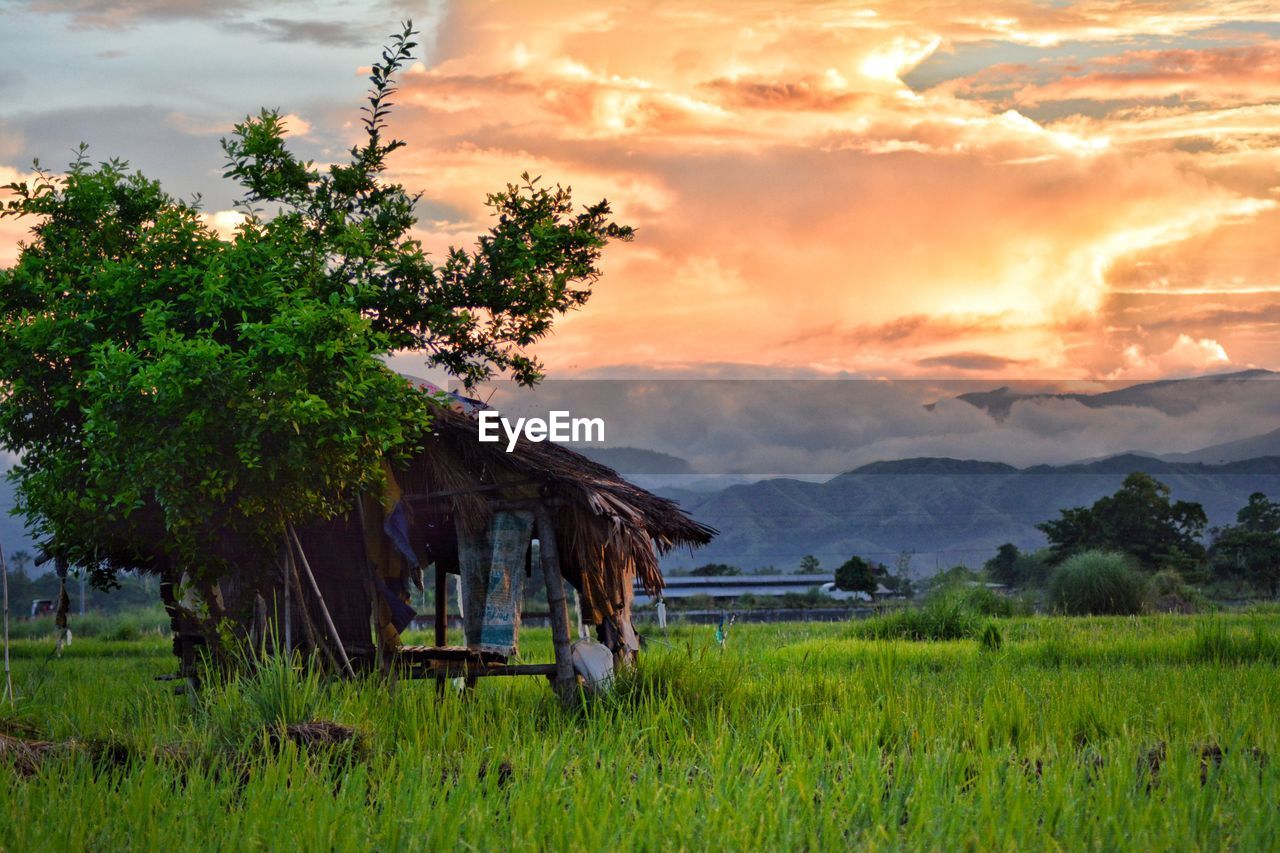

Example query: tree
[1037,473,1207,572]
[984,543,1021,586]
[689,563,740,577]
[1209,492,1280,597]
[0,24,632,609]
[797,555,821,574]
[835,555,878,596]
[1237,492,1280,534]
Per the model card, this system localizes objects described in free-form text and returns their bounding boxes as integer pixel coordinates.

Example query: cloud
[1110,334,1232,379]
[1012,44,1280,108]
[916,352,1030,371]
[0,165,43,266]
[198,209,248,240]
[23,0,249,28]
[225,17,376,47]
[474,375,1280,475]
[4,0,1280,381]
[352,1,1280,380]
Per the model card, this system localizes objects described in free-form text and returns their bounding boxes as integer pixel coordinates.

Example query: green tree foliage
[835,555,879,595]
[797,555,821,574]
[983,543,1052,588]
[1209,492,1280,597]
[689,563,741,577]
[984,543,1021,585]
[1047,550,1147,615]
[1037,472,1207,572]
[0,24,631,591]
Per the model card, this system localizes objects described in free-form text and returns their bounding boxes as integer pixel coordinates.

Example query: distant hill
[572,446,693,475]
[659,454,1280,575]
[948,369,1277,421]
[1163,427,1280,464]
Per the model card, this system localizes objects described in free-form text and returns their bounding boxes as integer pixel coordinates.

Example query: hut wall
[296,512,377,663]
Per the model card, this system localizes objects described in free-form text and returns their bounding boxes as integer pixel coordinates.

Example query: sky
[2,1,1280,382]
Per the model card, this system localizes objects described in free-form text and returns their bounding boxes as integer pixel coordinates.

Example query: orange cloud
[6,0,1280,380]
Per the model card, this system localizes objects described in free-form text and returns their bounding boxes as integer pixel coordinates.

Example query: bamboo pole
[532,503,576,704]
[282,548,292,655]
[2,542,13,708]
[287,524,356,678]
[284,541,321,656]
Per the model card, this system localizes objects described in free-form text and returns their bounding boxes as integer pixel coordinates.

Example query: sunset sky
[2,1,1279,380]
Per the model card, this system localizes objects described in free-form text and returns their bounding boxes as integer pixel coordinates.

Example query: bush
[1047,551,1147,616]
[951,585,1015,618]
[854,593,982,641]
[1148,568,1207,614]
[852,574,1019,641]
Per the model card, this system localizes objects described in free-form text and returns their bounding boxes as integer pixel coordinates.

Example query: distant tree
[7,550,32,579]
[985,543,1021,586]
[1237,492,1280,533]
[797,555,822,574]
[1209,492,1280,597]
[690,563,740,577]
[835,555,878,596]
[878,569,912,598]
[1037,473,1207,571]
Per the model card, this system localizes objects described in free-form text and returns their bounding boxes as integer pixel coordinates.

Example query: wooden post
[282,548,293,655]
[284,542,320,655]
[434,562,447,647]
[352,496,388,675]
[533,503,577,705]
[1,542,12,708]
[287,525,357,678]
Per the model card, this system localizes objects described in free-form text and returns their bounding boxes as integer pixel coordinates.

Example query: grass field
[1,612,1278,850]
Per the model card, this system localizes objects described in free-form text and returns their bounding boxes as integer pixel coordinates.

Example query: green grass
[4,604,170,641]
[1,613,1278,850]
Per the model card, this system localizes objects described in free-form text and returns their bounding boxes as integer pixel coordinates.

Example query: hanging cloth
[458,510,534,657]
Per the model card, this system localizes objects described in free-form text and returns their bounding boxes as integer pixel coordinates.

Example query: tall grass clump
[1048,551,1147,616]
[852,579,1016,641]
[200,653,325,751]
[1188,617,1280,664]
[854,595,981,641]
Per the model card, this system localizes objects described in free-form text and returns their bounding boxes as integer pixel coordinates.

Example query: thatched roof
[397,399,715,618]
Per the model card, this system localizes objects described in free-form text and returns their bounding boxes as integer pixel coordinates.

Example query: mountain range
[656,454,1280,575]
[945,368,1277,421]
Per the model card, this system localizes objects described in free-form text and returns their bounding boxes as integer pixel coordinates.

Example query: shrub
[979,622,1003,651]
[853,594,982,641]
[952,585,1015,618]
[1047,551,1147,616]
[1148,568,1207,614]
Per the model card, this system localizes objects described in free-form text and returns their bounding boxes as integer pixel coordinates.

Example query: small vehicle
[30,599,56,618]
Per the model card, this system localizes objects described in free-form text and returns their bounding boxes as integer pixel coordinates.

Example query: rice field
[1,612,1278,850]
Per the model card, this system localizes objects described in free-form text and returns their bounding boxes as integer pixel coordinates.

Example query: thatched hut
[164,385,714,694]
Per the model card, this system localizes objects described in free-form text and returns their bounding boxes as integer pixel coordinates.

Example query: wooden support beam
[402,480,543,503]
[533,502,578,705]
[433,561,447,695]
[434,562,447,647]
[287,524,357,678]
[1,542,12,708]
[404,662,558,679]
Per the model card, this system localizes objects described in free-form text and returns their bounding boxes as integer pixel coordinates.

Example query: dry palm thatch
[400,402,715,622]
